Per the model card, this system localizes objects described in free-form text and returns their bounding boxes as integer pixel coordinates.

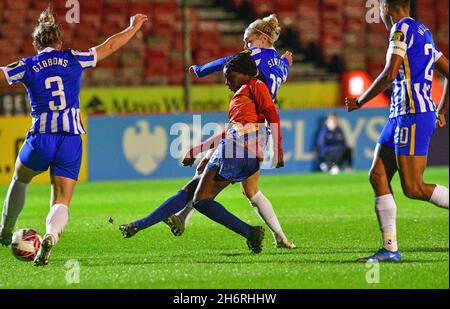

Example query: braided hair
[224,50,268,85]
[224,50,258,76]
[32,7,62,51]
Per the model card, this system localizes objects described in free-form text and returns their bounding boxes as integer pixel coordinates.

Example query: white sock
[1,180,28,235]
[177,202,196,227]
[249,191,287,242]
[45,204,69,244]
[430,185,449,209]
[375,194,398,252]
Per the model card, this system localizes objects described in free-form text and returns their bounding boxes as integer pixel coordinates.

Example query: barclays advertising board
[87,108,394,181]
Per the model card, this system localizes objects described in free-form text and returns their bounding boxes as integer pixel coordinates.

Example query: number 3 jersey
[0,47,97,135]
[387,17,443,118]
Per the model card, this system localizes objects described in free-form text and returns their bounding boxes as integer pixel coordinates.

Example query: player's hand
[182,151,196,167]
[130,14,148,30]
[281,51,293,66]
[189,65,199,77]
[437,113,447,129]
[182,157,196,167]
[345,97,361,112]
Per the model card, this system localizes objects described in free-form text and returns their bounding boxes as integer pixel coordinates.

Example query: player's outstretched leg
[34,175,75,266]
[162,175,201,236]
[193,199,265,254]
[193,167,265,254]
[1,159,41,247]
[121,176,200,238]
[120,189,191,238]
[358,144,402,263]
[241,171,296,249]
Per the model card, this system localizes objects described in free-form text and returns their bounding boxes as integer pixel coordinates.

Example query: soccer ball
[10,229,42,261]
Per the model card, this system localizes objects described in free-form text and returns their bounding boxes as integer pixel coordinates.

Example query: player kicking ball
[121,15,295,249]
[345,0,449,262]
[0,8,148,265]
[122,51,285,253]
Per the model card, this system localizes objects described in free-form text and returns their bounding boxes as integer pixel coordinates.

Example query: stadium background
[0,0,448,184]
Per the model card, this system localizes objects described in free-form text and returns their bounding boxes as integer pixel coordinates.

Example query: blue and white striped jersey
[387,17,442,118]
[251,47,290,101]
[191,47,290,102]
[0,47,97,134]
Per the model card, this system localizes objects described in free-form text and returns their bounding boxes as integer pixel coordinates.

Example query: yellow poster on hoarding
[0,116,88,185]
[79,82,340,114]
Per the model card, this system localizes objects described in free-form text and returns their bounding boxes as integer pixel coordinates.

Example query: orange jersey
[228,78,273,127]
[228,78,283,158]
[187,78,283,159]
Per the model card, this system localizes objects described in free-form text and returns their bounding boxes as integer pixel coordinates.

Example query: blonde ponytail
[38,7,56,26]
[246,14,281,45]
[32,7,62,51]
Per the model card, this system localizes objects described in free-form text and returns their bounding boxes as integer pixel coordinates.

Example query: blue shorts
[378,112,436,156]
[19,134,83,180]
[207,139,260,183]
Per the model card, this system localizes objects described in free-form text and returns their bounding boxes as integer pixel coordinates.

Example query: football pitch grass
[0,168,448,289]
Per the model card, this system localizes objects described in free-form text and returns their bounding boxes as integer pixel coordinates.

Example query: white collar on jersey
[38,47,56,54]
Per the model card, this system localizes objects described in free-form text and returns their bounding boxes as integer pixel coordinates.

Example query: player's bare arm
[346,54,403,112]
[94,14,148,63]
[435,56,449,128]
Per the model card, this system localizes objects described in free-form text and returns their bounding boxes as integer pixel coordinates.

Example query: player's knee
[402,182,426,200]
[13,170,32,184]
[369,169,386,190]
[242,188,258,199]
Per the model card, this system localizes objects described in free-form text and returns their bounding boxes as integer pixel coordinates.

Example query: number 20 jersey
[387,17,443,118]
[0,47,97,135]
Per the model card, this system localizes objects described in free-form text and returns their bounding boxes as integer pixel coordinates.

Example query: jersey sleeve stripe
[75,55,95,62]
[1,64,26,85]
[71,50,93,57]
[9,72,26,82]
[7,65,26,77]
[71,49,97,69]
[79,60,96,68]
[90,48,98,67]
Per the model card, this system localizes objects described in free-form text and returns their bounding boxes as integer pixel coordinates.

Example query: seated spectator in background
[317,113,353,175]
